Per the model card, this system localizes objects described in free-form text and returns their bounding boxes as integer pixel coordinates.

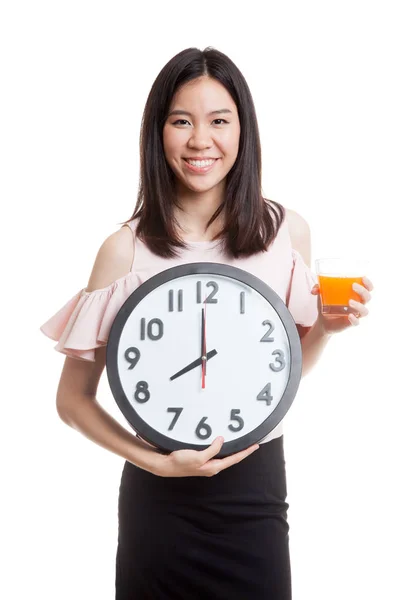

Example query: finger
[349,299,369,317]
[199,437,225,462]
[311,284,320,295]
[362,276,374,292]
[348,313,360,326]
[352,282,372,303]
[219,444,260,470]
[200,443,260,474]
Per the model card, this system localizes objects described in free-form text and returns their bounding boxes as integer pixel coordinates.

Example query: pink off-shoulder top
[40,215,318,444]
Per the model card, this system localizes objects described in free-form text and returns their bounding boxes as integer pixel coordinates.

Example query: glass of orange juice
[315,258,368,317]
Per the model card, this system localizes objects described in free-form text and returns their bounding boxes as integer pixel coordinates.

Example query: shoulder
[284,208,311,267]
[86,224,135,292]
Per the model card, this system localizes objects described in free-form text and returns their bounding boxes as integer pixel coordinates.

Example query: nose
[187,125,213,150]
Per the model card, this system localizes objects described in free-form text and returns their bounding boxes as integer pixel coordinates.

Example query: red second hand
[202,298,207,389]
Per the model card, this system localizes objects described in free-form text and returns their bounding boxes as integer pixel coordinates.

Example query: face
[163,76,241,196]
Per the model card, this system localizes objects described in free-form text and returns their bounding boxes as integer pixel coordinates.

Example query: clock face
[106,263,302,457]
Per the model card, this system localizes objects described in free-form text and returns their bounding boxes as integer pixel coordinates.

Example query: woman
[40,47,373,599]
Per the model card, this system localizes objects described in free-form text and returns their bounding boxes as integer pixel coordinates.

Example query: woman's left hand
[311,276,374,334]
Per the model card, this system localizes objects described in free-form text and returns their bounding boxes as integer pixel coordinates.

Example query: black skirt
[116,435,291,600]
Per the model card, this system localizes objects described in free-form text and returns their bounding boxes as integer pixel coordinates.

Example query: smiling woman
[40,45,373,600]
[40,47,301,600]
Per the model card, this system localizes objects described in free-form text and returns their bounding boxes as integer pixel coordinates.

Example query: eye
[171,118,229,126]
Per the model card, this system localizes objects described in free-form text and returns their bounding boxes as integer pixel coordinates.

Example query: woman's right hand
[151,436,260,478]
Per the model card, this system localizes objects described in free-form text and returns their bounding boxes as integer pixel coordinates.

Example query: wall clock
[106,263,302,457]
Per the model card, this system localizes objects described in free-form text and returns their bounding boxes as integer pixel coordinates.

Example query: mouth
[183,158,219,174]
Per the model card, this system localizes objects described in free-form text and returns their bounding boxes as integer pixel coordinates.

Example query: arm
[285,208,331,377]
[296,316,331,377]
[57,347,161,471]
[56,226,160,474]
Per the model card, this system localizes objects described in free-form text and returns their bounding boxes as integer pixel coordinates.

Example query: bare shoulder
[284,208,312,267]
[86,224,135,292]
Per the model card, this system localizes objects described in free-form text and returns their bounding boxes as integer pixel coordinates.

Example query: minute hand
[170,350,217,381]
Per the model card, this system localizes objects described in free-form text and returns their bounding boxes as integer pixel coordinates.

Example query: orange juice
[318,275,363,316]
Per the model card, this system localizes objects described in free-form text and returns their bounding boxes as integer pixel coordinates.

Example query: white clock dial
[117,273,289,444]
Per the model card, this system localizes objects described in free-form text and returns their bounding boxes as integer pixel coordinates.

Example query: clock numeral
[197,281,219,304]
[195,416,212,440]
[257,382,273,406]
[124,347,140,370]
[167,407,183,431]
[168,289,183,312]
[228,409,244,432]
[240,292,245,314]
[260,320,275,342]
[134,381,150,403]
[270,349,286,372]
[140,318,164,341]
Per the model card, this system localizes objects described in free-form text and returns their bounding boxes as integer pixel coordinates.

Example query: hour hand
[170,350,217,381]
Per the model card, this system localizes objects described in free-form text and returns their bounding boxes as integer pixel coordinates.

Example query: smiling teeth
[187,159,216,167]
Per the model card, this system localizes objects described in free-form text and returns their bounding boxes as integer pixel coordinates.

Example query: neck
[174,184,225,241]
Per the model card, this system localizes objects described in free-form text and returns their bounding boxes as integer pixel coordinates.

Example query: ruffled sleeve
[40,272,141,362]
[286,249,319,327]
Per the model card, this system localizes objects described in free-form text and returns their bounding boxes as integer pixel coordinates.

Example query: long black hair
[122,47,285,258]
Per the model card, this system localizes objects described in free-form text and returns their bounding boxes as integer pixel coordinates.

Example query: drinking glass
[315,258,368,317]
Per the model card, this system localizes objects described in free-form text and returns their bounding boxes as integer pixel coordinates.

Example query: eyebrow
[168,108,233,117]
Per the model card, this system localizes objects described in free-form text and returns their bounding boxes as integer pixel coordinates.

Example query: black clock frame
[106,262,302,457]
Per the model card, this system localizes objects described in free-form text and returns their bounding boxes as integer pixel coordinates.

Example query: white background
[1,1,399,598]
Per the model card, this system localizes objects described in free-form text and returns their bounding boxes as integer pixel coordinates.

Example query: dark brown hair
[122,47,285,258]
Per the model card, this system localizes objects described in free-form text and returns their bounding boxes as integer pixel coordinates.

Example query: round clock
[106,262,302,458]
